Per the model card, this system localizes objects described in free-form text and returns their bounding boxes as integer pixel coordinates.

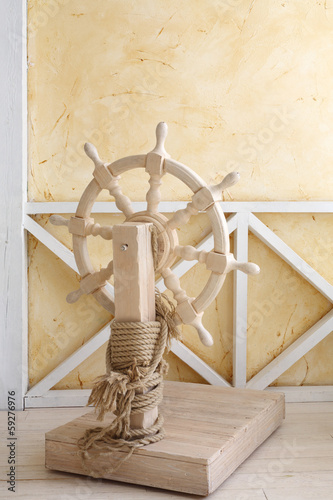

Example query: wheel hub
[126,211,178,272]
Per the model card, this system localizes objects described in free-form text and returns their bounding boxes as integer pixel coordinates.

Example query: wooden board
[45,381,285,496]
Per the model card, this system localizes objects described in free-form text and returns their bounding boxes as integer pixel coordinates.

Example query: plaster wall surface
[27,0,333,389]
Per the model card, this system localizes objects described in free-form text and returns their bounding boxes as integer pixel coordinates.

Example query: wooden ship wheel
[51,122,259,346]
[45,123,285,498]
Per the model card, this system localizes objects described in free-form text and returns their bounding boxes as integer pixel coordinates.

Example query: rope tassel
[87,372,129,421]
[77,291,181,476]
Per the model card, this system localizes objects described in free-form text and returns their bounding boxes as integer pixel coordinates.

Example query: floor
[1,402,333,500]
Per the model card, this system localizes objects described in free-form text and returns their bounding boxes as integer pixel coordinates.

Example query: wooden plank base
[45,381,285,496]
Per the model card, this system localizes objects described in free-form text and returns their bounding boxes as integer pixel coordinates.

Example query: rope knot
[128,360,149,381]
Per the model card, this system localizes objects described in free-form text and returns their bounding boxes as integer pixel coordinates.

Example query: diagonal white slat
[156,213,238,292]
[24,214,78,272]
[233,212,249,388]
[170,339,231,387]
[249,213,333,302]
[24,215,115,298]
[247,308,333,390]
[26,322,112,397]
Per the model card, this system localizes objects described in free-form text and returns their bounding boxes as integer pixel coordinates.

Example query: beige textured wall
[28,0,333,389]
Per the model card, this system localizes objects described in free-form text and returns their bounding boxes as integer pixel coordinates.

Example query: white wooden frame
[0,3,332,409]
[0,0,28,411]
[22,201,333,407]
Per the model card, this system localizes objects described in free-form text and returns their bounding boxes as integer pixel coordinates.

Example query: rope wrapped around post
[77,291,180,476]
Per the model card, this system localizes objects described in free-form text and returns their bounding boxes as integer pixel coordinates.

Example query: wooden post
[112,222,158,430]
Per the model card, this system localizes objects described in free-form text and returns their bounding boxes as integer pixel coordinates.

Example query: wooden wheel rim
[72,154,230,316]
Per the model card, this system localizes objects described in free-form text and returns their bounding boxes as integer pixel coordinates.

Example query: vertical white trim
[233,212,249,388]
[0,0,27,410]
[24,215,79,273]
[22,0,28,410]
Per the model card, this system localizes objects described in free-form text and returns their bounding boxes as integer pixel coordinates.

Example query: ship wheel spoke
[107,179,134,219]
[145,121,169,214]
[86,220,113,240]
[146,169,163,214]
[161,267,213,346]
[167,171,240,231]
[50,214,113,240]
[161,267,189,305]
[84,142,134,219]
[166,202,199,230]
[49,215,70,227]
[66,260,114,304]
[174,245,260,275]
